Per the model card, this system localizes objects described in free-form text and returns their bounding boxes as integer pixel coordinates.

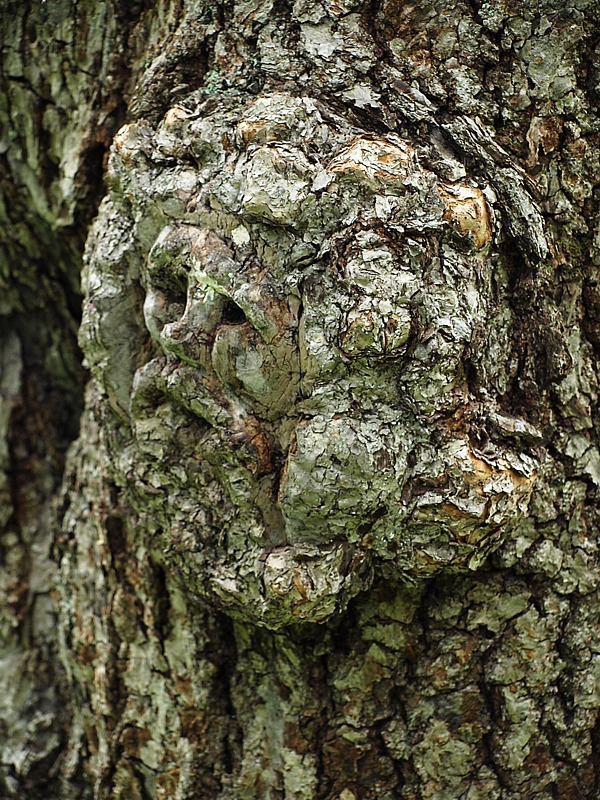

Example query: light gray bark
[1,1,600,798]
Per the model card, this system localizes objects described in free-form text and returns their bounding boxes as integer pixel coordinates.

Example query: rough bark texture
[1,1,600,798]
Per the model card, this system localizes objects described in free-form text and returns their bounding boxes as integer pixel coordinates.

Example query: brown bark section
[1,1,600,798]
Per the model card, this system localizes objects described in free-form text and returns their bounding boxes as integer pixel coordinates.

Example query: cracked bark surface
[1,1,600,798]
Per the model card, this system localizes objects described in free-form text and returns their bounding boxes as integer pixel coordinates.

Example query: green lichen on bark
[2,0,600,798]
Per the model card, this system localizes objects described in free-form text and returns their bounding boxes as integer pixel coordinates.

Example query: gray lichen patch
[79,91,540,628]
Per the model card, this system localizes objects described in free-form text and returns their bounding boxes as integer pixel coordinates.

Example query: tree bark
[1,1,600,798]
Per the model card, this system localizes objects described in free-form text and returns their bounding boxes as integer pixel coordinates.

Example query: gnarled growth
[80,93,538,629]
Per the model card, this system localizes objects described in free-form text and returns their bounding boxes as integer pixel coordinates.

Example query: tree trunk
[2,1,600,798]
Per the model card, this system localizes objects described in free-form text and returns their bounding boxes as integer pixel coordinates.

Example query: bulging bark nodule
[2,1,600,798]
[80,92,537,630]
